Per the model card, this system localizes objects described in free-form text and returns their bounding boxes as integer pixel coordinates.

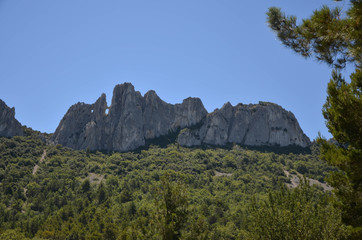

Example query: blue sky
[0,0,351,139]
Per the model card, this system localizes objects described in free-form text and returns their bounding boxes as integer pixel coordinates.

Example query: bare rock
[52,83,207,152]
[52,102,93,149]
[0,99,24,137]
[108,83,145,151]
[52,83,310,151]
[174,97,208,129]
[200,102,232,146]
[143,90,175,139]
[177,101,310,148]
[177,128,202,147]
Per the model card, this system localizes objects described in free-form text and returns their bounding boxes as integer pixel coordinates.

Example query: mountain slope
[0,133,337,239]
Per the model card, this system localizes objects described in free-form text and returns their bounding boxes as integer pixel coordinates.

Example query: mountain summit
[52,83,207,152]
[0,99,23,137]
[52,83,310,151]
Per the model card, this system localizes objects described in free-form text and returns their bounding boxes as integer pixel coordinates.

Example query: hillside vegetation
[0,131,347,239]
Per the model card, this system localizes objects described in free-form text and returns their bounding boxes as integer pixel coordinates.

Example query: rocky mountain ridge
[0,99,24,137]
[177,101,310,148]
[52,83,310,151]
[52,83,208,152]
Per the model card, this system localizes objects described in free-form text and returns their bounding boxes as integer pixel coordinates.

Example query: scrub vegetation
[0,131,347,239]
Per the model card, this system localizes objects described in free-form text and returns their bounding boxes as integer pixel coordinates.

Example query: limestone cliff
[177,102,310,148]
[52,83,207,152]
[52,83,310,151]
[0,99,24,137]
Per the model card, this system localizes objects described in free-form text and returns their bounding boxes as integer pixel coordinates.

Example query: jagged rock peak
[144,90,158,98]
[177,101,311,148]
[52,83,207,152]
[52,83,310,152]
[221,101,233,109]
[0,99,24,137]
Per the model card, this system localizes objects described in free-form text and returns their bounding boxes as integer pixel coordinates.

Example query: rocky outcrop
[143,90,207,140]
[52,83,207,152]
[53,83,310,152]
[177,102,310,148]
[0,99,24,137]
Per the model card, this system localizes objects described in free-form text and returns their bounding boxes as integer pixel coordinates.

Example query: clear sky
[0,0,352,139]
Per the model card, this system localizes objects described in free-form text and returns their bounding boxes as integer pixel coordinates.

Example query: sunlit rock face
[52,83,207,152]
[0,99,24,137]
[53,83,310,152]
[177,101,310,148]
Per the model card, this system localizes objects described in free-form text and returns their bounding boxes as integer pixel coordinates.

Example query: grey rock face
[108,83,145,151]
[177,128,202,147]
[143,90,175,139]
[0,99,24,137]
[52,83,207,152]
[174,97,208,129]
[52,102,93,149]
[176,101,310,148]
[200,103,232,146]
[142,93,207,141]
[53,83,310,151]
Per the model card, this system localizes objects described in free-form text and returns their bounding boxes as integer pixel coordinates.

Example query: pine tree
[154,172,188,240]
[267,1,361,237]
[247,179,348,240]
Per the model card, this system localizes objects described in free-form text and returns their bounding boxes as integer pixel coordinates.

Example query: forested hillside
[0,0,360,239]
[0,130,347,239]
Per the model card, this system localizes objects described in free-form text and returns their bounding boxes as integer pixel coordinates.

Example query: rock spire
[0,99,24,137]
[52,83,310,151]
[52,83,207,152]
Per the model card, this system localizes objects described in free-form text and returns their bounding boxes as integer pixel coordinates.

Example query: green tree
[267,1,361,69]
[267,1,361,237]
[154,171,189,240]
[0,229,29,240]
[81,179,91,193]
[97,183,107,204]
[247,179,348,240]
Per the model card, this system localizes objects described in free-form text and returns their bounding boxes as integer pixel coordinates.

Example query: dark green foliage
[0,133,343,239]
[0,229,30,240]
[154,172,188,240]
[267,1,361,69]
[319,69,362,235]
[247,179,347,240]
[267,1,362,237]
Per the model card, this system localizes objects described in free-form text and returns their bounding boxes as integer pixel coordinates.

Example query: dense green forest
[0,129,349,239]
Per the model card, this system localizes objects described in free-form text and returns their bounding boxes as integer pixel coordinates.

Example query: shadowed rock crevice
[52,83,310,152]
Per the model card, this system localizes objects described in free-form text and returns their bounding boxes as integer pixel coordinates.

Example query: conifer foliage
[267,0,362,237]
[267,0,361,69]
